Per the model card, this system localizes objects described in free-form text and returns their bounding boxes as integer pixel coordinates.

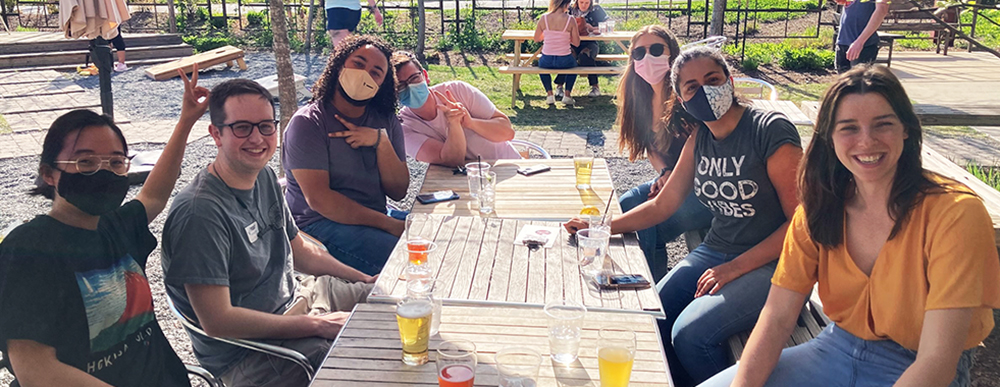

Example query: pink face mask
[633,54,672,86]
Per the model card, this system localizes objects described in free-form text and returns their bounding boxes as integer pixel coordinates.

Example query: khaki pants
[219,276,374,387]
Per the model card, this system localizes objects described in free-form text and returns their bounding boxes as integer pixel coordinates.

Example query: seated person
[162,79,376,387]
[701,65,1000,387]
[392,50,519,166]
[535,0,581,105]
[567,0,609,97]
[0,67,203,386]
[283,35,410,276]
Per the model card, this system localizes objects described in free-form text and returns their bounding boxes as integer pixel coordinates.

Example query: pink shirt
[541,13,574,56]
[400,81,521,161]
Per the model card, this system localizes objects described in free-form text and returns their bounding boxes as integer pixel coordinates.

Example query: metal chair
[510,139,552,159]
[733,77,778,101]
[1,350,223,387]
[165,296,316,382]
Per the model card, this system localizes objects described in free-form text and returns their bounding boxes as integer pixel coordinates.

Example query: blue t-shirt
[693,107,800,255]
[838,0,880,47]
[325,0,360,10]
[283,101,406,229]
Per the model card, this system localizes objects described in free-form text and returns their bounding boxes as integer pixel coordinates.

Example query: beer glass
[496,347,542,387]
[598,327,636,387]
[406,278,443,336]
[466,162,491,198]
[437,340,477,387]
[405,239,437,266]
[573,155,594,189]
[544,301,586,364]
[396,297,433,365]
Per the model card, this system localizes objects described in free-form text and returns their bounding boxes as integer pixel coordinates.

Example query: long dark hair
[310,35,398,118]
[30,109,127,199]
[800,65,947,247]
[614,25,688,162]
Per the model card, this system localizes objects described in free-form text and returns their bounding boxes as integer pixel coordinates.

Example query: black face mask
[56,169,130,216]
[337,84,374,107]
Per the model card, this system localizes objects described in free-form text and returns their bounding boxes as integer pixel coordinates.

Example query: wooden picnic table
[312,303,674,386]
[750,99,814,126]
[368,215,665,318]
[412,158,623,221]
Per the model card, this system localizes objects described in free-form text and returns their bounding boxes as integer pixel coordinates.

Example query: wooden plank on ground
[144,45,245,81]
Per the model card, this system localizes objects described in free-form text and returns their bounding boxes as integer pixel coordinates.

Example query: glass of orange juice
[598,327,636,387]
[405,239,437,266]
[437,340,477,387]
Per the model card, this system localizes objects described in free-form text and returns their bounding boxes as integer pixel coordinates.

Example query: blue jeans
[699,324,977,387]
[657,244,777,386]
[619,178,714,281]
[301,209,408,276]
[539,54,577,93]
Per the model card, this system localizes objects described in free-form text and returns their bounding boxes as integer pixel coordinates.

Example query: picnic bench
[500,30,636,108]
[878,0,960,55]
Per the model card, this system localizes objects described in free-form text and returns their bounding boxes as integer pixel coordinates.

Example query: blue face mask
[399,81,431,108]
[681,80,734,122]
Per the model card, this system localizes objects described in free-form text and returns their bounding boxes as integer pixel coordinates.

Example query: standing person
[161,78,376,387]
[283,35,409,276]
[392,50,519,166]
[835,0,888,73]
[0,67,205,387]
[533,0,580,106]
[701,65,1000,387]
[111,26,128,72]
[325,0,382,49]
[567,0,608,97]
[615,25,714,281]
[565,46,802,386]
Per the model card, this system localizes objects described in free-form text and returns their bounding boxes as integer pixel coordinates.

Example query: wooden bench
[875,31,904,67]
[504,53,630,62]
[879,0,959,55]
[498,65,625,108]
[144,45,247,81]
[801,100,1000,131]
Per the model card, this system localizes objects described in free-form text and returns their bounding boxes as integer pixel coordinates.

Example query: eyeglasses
[631,43,667,61]
[221,120,279,138]
[53,155,131,176]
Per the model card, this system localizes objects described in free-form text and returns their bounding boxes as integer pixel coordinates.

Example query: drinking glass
[598,21,607,34]
[588,212,612,235]
[477,171,497,215]
[406,213,433,242]
[496,347,542,387]
[607,20,616,32]
[577,228,610,279]
[405,239,437,266]
[598,327,636,387]
[406,278,444,336]
[573,155,594,189]
[396,297,433,365]
[543,301,586,364]
[437,340,477,387]
[466,161,491,198]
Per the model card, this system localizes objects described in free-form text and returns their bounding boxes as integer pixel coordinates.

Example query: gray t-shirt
[694,107,800,254]
[283,101,406,229]
[837,0,880,47]
[161,166,298,376]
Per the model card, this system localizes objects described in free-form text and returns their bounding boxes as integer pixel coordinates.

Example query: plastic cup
[437,340,477,387]
[496,347,542,387]
[544,301,586,364]
[405,239,437,266]
[466,162,491,198]
[477,171,497,215]
[598,327,636,387]
[406,213,433,242]
[577,228,610,279]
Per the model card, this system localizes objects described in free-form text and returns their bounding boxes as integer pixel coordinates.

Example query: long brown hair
[615,25,687,162]
[800,65,948,247]
[310,35,398,118]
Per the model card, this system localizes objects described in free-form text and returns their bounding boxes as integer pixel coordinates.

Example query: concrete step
[0,44,194,69]
[0,34,185,55]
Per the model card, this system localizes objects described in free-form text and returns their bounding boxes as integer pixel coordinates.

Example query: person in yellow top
[700,64,1000,387]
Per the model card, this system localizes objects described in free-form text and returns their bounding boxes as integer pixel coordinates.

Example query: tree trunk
[269,0,298,176]
[709,0,726,36]
[416,0,426,58]
[166,0,177,33]
[304,0,316,53]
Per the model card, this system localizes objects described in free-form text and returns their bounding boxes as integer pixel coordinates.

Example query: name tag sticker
[246,221,259,243]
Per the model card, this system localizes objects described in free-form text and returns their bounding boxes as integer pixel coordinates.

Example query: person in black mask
[282,34,409,276]
[0,67,207,386]
[564,46,804,386]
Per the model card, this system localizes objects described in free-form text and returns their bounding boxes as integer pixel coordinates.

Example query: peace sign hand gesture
[329,114,383,149]
[178,63,210,124]
[434,90,471,127]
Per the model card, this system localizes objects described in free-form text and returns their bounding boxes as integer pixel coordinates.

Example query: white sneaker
[546,95,556,105]
[555,85,564,99]
[114,62,128,72]
[561,96,575,106]
[588,87,601,97]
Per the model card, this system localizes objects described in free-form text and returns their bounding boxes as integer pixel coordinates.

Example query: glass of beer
[405,239,437,266]
[437,339,477,387]
[598,327,636,387]
[573,154,594,189]
[396,297,433,366]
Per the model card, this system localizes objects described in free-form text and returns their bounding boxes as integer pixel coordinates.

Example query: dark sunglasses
[631,43,667,61]
[221,120,279,138]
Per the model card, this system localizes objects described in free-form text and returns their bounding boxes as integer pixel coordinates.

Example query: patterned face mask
[681,79,734,122]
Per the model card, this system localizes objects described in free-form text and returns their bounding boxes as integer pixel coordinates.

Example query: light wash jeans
[301,209,408,276]
[657,244,777,386]
[619,178,714,281]
[699,323,976,387]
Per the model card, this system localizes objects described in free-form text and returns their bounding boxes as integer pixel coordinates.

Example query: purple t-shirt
[283,101,406,228]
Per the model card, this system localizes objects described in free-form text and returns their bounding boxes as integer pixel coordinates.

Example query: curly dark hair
[310,34,398,117]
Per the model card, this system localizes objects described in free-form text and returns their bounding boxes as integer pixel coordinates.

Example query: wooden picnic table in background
[313,303,674,387]
[501,30,638,67]
[412,158,622,221]
[750,99,814,126]
[368,215,665,318]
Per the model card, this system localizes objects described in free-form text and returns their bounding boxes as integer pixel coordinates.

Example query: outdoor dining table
[411,158,623,221]
[311,303,674,386]
[368,215,665,318]
[501,29,638,67]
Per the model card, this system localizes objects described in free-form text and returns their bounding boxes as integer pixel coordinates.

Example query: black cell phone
[517,164,551,176]
[416,190,460,204]
[596,274,651,290]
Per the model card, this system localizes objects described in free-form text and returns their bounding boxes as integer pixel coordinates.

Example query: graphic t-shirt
[0,201,190,387]
[694,107,800,254]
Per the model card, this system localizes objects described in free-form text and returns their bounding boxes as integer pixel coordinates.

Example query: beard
[338,85,374,107]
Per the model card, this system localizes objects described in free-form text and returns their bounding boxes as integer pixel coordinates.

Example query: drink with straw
[598,327,636,387]
[396,298,433,365]
[574,155,594,189]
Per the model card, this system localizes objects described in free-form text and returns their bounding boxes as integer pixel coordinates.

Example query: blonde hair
[548,0,572,13]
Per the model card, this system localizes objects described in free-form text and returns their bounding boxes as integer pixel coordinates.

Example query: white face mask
[338,67,380,102]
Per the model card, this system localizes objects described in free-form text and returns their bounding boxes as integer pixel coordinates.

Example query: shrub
[182,33,238,52]
[778,47,834,70]
[246,9,268,27]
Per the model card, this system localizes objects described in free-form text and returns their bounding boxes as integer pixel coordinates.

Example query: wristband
[372,128,385,149]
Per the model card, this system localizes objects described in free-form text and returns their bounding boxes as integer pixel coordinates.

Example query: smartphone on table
[596,274,652,290]
[416,190,460,205]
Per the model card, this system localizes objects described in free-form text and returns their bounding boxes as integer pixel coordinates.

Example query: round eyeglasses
[631,43,667,61]
[53,155,131,176]
[221,120,279,138]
